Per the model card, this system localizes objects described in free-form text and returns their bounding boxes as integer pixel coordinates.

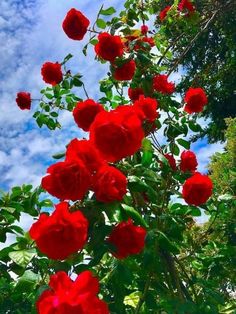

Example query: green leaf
[90,39,98,45]
[190,206,202,216]
[177,138,190,149]
[16,270,40,292]
[158,231,179,254]
[9,249,36,267]
[128,176,149,192]
[121,204,149,228]
[45,93,53,99]
[124,291,141,308]
[100,7,116,15]
[61,53,73,65]
[189,121,202,132]
[170,142,180,156]
[52,152,65,159]
[96,19,107,29]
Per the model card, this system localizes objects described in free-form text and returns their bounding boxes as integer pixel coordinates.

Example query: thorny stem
[82,82,90,99]
[134,273,152,314]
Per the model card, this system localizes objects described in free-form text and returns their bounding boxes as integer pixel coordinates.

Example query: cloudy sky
[0,0,224,192]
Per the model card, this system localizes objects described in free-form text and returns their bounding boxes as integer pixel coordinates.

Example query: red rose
[29,202,88,260]
[65,139,104,173]
[95,32,124,62]
[164,153,177,171]
[90,106,144,162]
[133,95,158,122]
[180,150,198,172]
[184,87,208,113]
[134,37,155,51]
[62,8,90,40]
[16,92,31,110]
[108,219,146,259]
[113,60,136,81]
[142,37,155,47]
[160,6,171,21]
[182,172,213,206]
[93,165,127,203]
[178,0,195,13]
[73,99,104,131]
[141,25,149,34]
[41,160,91,201]
[128,87,144,101]
[41,62,63,86]
[153,74,175,94]
[37,271,109,314]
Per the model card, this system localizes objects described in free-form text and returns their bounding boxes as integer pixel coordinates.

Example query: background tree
[153,0,236,142]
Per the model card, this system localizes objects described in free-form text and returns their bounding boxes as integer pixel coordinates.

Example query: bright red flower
[36,271,109,313]
[73,99,104,131]
[108,219,146,259]
[90,105,144,162]
[178,0,195,13]
[65,139,104,173]
[41,62,63,86]
[16,92,31,110]
[160,6,171,21]
[184,87,208,113]
[128,87,144,101]
[180,150,198,172]
[95,32,124,62]
[134,37,155,51]
[62,8,90,40]
[113,60,136,81]
[41,160,91,201]
[133,95,159,122]
[153,74,175,94]
[93,165,127,203]
[29,202,88,260]
[164,154,177,171]
[182,172,213,206]
[141,25,149,34]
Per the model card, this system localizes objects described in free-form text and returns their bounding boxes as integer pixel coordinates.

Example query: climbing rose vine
[8,1,234,313]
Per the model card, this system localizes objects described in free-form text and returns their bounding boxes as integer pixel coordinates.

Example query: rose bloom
[108,219,146,259]
[95,32,124,62]
[141,25,148,35]
[134,37,155,51]
[16,92,31,110]
[93,165,127,203]
[29,202,88,260]
[184,87,208,113]
[37,271,109,314]
[41,62,63,86]
[178,0,195,13]
[73,99,104,131]
[180,150,198,172]
[128,87,144,101]
[41,160,91,201]
[62,8,90,40]
[90,105,144,162]
[113,59,136,81]
[164,153,177,171]
[133,95,159,122]
[65,139,104,173]
[160,6,171,21]
[182,172,213,206]
[153,74,175,94]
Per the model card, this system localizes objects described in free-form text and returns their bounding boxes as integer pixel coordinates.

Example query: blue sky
[0,0,224,192]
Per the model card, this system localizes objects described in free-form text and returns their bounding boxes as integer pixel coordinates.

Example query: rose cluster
[18,4,215,313]
[163,150,213,206]
[37,271,109,314]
